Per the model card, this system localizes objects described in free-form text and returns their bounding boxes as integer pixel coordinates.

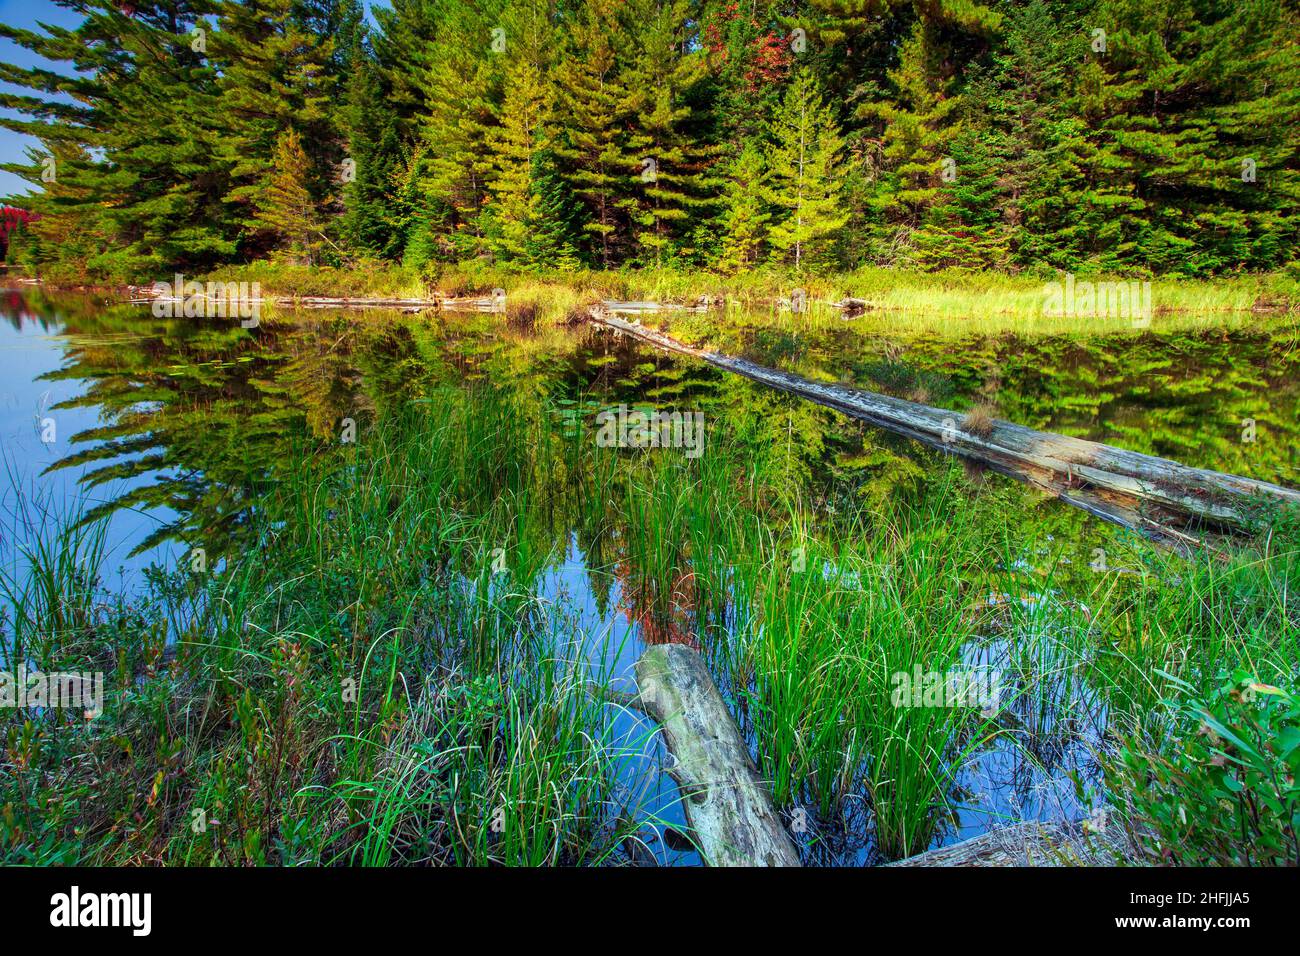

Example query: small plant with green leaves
[1107,670,1300,866]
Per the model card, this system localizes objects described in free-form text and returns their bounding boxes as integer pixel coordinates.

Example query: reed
[4,377,1296,866]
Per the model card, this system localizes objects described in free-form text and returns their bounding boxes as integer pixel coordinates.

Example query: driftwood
[587,307,1300,550]
[600,299,707,315]
[129,289,507,313]
[888,820,1128,867]
[604,644,1126,868]
[278,295,506,312]
[605,644,801,867]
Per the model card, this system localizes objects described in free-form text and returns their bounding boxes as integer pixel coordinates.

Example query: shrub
[1108,670,1300,865]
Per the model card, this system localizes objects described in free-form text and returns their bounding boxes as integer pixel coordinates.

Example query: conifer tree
[483,0,560,267]
[213,0,338,259]
[1077,0,1300,274]
[0,1,234,279]
[858,21,962,246]
[622,0,719,265]
[371,0,443,135]
[1,0,1296,280]
[416,0,508,260]
[716,144,770,273]
[765,70,848,270]
[485,59,547,265]
[260,128,327,264]
[552,0,638,267]
[339,29,404,258]
[700,0,793,146]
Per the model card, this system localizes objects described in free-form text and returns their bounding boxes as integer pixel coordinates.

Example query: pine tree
[213,0,339,260]
[715,143,770,273]
[415,0,508,261]
[0,1,235,279]
[858,22,962,248]
[700,0,793,146]
[961,1,1096,270]
[1076,0,1300,275]
[765,70,848,270]
[371,0,443,136]
[339,28,404,258]
[484,30,551,265]
[552,0,638,267]
[260,129,327,264]
[621,0,720,266]
[2,140,109,278]
[530,152,584,269]
[2,0,1296,281]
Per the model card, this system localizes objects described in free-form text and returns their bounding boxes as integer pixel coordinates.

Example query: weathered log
[887,820,1128,867]
[587,307,1300,549]
[613,644,801,867]
[281,295,505,312]
[137,292,508,312]
[600,299,707,315]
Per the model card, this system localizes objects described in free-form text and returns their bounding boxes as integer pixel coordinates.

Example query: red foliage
[703,2,792,91]
[0,206,39,241]
[746,33,792,91]
[0,206,39,257]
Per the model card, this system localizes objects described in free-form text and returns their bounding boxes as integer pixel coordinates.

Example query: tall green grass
[205,259,1298,338]
[4,378,1296,866]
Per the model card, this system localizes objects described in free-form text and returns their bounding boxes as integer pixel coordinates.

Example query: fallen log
[887,820,1128,867]
[587,307,1300,550]
[604,644,801,867]
[600,299,707,315]
[281,294,506,312]
[132,291,508,312]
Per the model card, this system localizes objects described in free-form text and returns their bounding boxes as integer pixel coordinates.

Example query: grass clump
[4,368,1298,867]
[0,391,653,865]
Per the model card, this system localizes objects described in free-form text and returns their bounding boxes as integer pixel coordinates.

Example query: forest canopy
[1,0,1297,281]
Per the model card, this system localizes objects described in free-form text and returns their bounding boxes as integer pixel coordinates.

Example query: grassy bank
[3,384,1297,865]
[200,260,1300,334]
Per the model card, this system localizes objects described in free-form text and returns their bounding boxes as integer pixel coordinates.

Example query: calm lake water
[2,287,1296,864]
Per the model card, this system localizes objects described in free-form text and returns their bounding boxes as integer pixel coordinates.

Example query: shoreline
[7,261,1296,310]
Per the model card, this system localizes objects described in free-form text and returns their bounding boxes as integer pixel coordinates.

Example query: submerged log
[612,644,801,867]
[587,307,1300,550]
[887,821,1128,867]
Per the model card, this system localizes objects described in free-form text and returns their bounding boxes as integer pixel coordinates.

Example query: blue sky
[0,0,82,199]
[0,0,387,202]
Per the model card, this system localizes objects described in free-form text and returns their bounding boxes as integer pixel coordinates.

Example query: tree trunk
[587,307,1300,550]
[618,644,802,867]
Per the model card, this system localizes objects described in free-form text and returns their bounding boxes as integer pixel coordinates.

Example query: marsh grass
[0,389,663,865]
[3,372,1297,866]
[203,261,1298,341]
[0,465,109,670]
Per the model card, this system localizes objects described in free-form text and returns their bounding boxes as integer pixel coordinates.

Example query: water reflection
[2,287,1294,864]
[670,307,1300,486]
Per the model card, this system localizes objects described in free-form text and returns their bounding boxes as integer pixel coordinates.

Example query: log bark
[887,821,1128,866]
[599,299,705,314]
[624,644,801,867]
[138,292,509,312]
[587,307,1300,550]
[278,295,505,312]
